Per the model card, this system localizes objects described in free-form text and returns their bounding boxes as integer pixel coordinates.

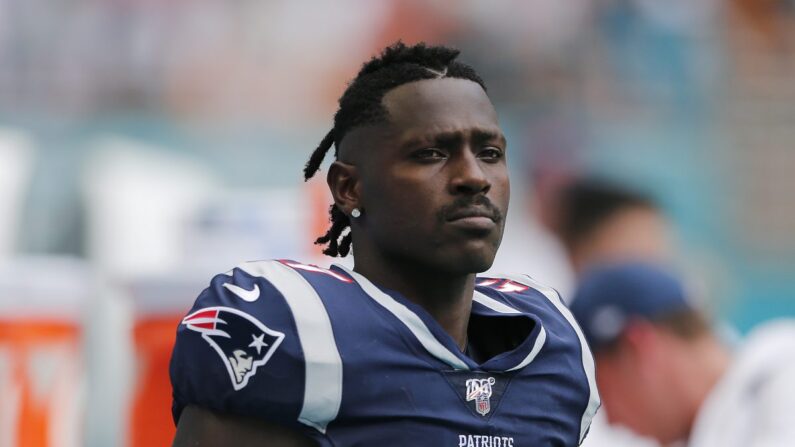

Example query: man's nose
[449,150,490,195]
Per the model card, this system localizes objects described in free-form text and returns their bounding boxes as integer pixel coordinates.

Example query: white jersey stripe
[238,261,343,433]
[474,291,547,371]
[508,326,547,372]
[337,265,470,371]
[516,274,601,444]
[473,291,521,314]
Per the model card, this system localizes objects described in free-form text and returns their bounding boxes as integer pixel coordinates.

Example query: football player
[171,42,599,446]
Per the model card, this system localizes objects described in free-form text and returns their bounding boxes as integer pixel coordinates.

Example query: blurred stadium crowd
[1,1,794,446]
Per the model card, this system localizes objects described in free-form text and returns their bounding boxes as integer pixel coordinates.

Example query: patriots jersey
[170,260,599,446]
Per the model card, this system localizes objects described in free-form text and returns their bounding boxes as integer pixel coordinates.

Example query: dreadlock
[304,41,487,257]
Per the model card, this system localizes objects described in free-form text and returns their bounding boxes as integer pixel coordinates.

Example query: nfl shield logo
[465,377,496,416]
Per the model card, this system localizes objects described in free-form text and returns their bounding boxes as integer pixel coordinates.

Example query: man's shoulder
[170,259,353,432]
[475,272,567,314]
[474,272,590,357]
[474,272,600,445]
[193,259,358,313]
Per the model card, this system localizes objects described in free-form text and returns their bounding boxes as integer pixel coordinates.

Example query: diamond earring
[351,208,361,218]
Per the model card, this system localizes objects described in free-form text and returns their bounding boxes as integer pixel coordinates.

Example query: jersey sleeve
[169,260,340,434]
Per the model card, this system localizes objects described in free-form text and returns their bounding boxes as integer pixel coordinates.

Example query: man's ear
[327,161,360,215]
[622,320,665,378]
[622,321,655,356]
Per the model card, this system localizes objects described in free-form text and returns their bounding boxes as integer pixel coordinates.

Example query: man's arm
[172,405,317,447]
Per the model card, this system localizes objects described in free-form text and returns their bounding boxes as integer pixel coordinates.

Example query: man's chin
[440,245,499,274]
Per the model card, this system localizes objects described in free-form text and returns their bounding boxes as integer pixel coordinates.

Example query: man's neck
[352,255,475,351]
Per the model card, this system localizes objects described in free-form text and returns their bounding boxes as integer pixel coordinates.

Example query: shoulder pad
[170,260,343,433]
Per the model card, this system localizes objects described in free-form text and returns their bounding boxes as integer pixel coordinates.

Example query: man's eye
[479,147,503,160]
[413,148,447,160]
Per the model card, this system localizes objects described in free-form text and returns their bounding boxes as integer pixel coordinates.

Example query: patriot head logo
[182,306,285,390]
[466,377,496,416]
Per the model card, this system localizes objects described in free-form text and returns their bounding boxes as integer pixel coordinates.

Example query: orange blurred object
[129,316,181,447]
[0,321,81,447]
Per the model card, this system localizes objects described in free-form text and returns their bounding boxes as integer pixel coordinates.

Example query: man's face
[594,331,688,444]
[596,354,661,437]
[351,78,509,274]
[574,206,673,274]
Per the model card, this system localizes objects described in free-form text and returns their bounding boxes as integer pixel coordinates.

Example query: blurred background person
[554,178,674,278]
[570,262,795,446]
[492,174,675,298]
[555,178,672,446]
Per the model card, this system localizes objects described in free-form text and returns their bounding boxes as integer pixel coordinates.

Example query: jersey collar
[333,264,547,372]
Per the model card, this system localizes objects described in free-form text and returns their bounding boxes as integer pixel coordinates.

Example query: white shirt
[690,320,795,447]
[580,411,659,447]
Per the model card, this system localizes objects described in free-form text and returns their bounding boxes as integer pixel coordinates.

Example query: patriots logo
[182,306,285,390]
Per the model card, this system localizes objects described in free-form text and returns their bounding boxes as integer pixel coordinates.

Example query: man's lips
[444,206,501,233]
[445,206,500,223]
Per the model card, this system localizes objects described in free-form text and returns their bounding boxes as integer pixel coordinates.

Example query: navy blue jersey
[170,260,599,446]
